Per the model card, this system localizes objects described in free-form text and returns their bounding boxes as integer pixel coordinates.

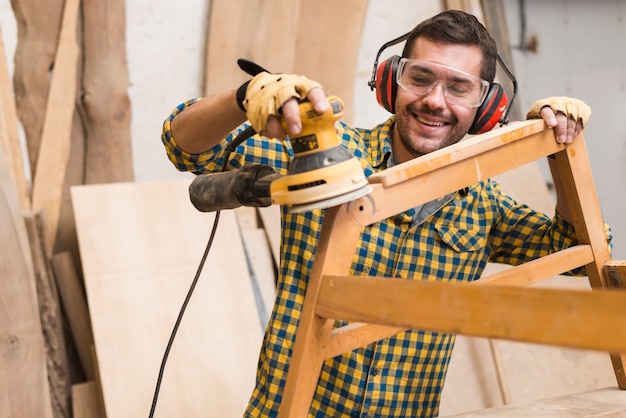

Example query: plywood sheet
[72,179,263,417]
[204,0,299,95]
[444,386,626,417]
[240,227,276,328]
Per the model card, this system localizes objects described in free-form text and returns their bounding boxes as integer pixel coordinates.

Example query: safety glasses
[396,58,490,108]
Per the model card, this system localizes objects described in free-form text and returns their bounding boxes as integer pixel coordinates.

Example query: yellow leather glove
[241,72,322,134]
[526,96,591,128]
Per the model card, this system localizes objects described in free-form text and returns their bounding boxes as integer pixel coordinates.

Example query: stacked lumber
[1,0,367,415]
[1,0,132,415]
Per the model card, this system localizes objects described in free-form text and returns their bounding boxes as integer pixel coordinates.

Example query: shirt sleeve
[487,179,612,276]
[161,98,291,175]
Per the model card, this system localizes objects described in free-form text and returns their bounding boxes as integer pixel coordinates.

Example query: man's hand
[266,87,328,140]
[526,96,591,144]
[241,72,326,140]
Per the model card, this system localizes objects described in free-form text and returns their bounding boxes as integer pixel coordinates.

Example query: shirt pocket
[435,224,487,252]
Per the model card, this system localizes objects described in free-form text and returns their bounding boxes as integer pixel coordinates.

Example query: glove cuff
[236,80,250,112]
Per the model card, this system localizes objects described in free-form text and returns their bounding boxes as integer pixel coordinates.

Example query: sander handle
[189,165,283,212]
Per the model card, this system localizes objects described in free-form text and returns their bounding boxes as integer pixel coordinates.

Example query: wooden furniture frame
[277,119,626,417]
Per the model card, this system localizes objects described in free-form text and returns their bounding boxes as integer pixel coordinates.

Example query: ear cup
[469,83,508,134]
[374,55,401,113]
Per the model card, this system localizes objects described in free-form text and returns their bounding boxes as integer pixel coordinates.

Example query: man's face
[392,38,484,163]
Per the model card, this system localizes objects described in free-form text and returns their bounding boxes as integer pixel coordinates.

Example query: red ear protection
[372,54,510,134]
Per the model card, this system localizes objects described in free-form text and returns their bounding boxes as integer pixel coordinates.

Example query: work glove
[526,96,591,129]
[235,59,322,134]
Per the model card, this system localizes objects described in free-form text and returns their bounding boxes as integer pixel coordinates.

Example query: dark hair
[401,10,497,82]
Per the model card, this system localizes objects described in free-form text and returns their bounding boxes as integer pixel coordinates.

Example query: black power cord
[148,125,256,417]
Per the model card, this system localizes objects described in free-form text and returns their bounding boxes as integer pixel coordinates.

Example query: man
[162,10,605,417]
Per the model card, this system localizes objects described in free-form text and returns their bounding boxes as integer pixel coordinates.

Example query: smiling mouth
[417,115,446,127]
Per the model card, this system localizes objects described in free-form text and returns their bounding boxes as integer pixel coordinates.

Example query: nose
[422,80,447,108]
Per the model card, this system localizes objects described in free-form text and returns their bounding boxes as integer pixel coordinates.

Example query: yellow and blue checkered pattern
[162,99,611,417]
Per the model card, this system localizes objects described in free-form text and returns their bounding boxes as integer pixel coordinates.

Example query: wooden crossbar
[277,120,625,417]
[316,274,626,353]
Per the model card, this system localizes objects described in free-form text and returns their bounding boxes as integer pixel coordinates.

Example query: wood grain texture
[82,0,133,184]
[52,251,96,381]
[30,0,80,249]
[204,0,299,95]
[293,0,369,123]
[72,381,105,418]
[317,274,626,352]
[24,211,71,417]
[0,26,29,210]
[72,179,264,417]
[0,115,52,418]
[10,0,64,172]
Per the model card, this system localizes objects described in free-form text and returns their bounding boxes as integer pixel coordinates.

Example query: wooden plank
[24,211,71,417]
[82,0,133,183]
[72,381,105,418]
[0,26,29,210]
[52,251,97,381]
[72,179,263,417]
[30,0,80,249]
[0,115,52,418]
[445,386,626,417]
[476,245,594,286]
[317,274,626,353]
[292,0,369,123]
[350,120,560,226]
[257,205,281,269]
[10,0,64,173]
[204,0,299,95]
[240,228,276,327]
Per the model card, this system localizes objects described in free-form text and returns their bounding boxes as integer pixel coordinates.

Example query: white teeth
[417,116,444,127]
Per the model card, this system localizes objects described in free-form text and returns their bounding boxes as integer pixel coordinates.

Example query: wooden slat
[317,274,626,353]
[72,381,105,418]
[0,112,52,418]
[257,205,281,269]
[10,0,64,173]
[72,179,263,417]
[24,211,71,417]
[30,0,80,249]
[52,251,96,381]
[240,227,277,328]
[82,0,133,184]
[0,26,29,210]
[292,0,369,123]
[476,245,594,286]
[349,120,560,226]
[204,0,299,96]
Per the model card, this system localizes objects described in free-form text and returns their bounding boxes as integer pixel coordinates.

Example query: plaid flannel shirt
[162,99,609,417]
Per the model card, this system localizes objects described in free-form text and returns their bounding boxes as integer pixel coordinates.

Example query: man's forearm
[170,90,247,154]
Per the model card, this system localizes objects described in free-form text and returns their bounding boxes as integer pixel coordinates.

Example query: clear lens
[396,58,490,108]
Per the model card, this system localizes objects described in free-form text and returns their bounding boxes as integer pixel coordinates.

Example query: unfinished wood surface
[0,26,29,210]
[72,381,105,418]
[257,205,281,269]
[292,0,369,123]
[204,1,368,122]
[52,251,96,381]
[72,179,263,417]
[10,0,64,173]
[24,211,71,417]
[204,0,299,95]
[30,0,80,249]
[0,124,52,417]
[240,227,277,328]
[317,274,626,352]
[82,0,133,184]
[279,121,624,415]
[445,386,626,417]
